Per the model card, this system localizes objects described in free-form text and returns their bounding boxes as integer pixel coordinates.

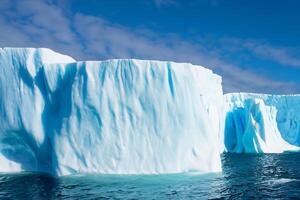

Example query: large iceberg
[224,93,300,153]
[0,48,223,175]
[1,47,299,176]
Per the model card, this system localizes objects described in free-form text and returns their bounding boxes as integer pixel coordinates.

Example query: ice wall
[0,48,223,175]
[224,93,300,153]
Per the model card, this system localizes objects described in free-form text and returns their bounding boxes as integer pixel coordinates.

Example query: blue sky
[1,0,300,94]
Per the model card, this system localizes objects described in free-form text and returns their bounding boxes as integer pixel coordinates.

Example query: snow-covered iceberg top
[0,48,223,175]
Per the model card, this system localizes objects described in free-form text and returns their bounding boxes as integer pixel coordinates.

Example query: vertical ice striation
[0,48,75,174]
[2,47,299,176]
[0,48,223,175]
[224,93,300,153]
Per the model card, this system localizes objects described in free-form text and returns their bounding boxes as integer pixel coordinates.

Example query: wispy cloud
[72,13,299,93]
[0,0,83,58]
[0,0,299,94]
[245,42,300,68]
[219,38,300,68]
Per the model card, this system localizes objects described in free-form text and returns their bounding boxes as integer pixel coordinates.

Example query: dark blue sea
[1,153,300,199]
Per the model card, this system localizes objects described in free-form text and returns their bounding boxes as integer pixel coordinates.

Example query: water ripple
[1,153,300,199]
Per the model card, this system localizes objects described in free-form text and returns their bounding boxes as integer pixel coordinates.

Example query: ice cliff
[224,93,300,153]
[1,48,299,176]
[0,48,223,175]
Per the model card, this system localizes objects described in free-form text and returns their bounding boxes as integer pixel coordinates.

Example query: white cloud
[219,38,300,68]
[73,13,298,93]
[0,0,298,94]
[245,42,300,68]
[0,0,84,58]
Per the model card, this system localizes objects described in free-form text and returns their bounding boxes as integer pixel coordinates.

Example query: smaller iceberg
[224,93,300,153]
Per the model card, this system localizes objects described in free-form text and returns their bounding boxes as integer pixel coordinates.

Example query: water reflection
[0,153,300,199]
[0,173,59,199]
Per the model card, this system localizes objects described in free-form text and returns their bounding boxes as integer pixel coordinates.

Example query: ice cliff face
[224,93,300,153]
[0,48,223,175]
[1,48,299,176]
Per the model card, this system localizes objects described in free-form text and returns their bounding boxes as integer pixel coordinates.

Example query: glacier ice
[224,93,300,153]
[0,48,223,175]
[1,47,300,176]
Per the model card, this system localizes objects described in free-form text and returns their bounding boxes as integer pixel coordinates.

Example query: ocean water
[0,153,300,199]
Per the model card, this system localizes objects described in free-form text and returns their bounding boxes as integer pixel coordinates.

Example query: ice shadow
[0,56,77,175]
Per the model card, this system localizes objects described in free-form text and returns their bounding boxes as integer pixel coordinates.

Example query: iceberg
[224,93,300,153]
[1,47,299,176]
[0,48,223,175]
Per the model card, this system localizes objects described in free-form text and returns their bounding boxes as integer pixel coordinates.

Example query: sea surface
[1,153,300,199]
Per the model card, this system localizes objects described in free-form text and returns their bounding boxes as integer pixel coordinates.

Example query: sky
[1,0,300,94]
